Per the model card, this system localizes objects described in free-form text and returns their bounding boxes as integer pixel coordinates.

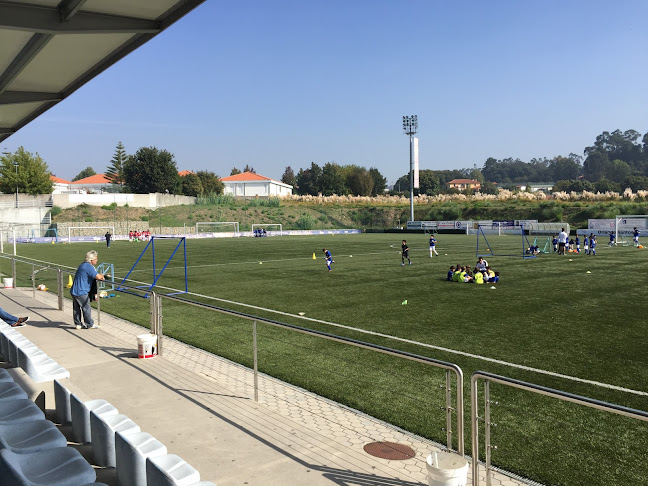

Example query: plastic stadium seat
[0,382,28,401]
[0,399,44,424]
[6,334,31,367]
[0,446,96,486]
[0,369,14,382]
[53,379,71,424]
[115,431,167,486]
[146,454,201,486]
[0,420,67,454]
[90,412,141,467]
[70,395,118,444]
[0,328,20,359]
[17,348,70,383]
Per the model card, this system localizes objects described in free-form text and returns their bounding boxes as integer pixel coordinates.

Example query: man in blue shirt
[71,250,105,329]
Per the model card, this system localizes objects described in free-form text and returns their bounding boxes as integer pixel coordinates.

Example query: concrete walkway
[0,288,533,486]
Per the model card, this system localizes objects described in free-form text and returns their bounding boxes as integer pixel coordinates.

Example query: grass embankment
[53,197,648,231]
[9,234,648,486]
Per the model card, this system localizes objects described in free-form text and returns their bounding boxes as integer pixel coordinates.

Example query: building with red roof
[70,173,112,194]
[447,179,481,191]
[220,172,292,197]
[50,175,72,194]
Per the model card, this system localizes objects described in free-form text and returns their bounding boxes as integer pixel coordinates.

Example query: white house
[50,175,72,194]
[221,172,293,197]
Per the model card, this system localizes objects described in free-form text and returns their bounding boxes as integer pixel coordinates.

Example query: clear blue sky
[4,0,647,184]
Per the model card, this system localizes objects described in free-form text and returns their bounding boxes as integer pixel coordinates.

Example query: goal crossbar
[251,223,282,236]
[196,221,239,234]
[67,226,115,243]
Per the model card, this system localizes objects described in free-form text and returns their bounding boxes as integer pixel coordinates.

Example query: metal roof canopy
[0,0,206,143]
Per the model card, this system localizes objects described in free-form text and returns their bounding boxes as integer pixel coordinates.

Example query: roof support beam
[0,2,161,34]
[58,0,88,22]
[0,91,63,105]
[0,33,52,93]
[0,127,16,135]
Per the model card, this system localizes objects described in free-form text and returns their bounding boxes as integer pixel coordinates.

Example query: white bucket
[137,334,157,359]
[426,451,469,486]
[3,278,13,289]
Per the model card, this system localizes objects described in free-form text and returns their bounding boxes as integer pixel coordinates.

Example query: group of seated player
[128,229,151,242]
[447,257,499,284]
[253,228,268,237]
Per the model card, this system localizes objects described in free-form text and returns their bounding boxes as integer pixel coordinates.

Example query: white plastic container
[3,278,13,288]
[426,451,469,486]
[136,334,157,359]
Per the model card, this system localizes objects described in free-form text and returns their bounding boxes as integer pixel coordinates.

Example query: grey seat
[0,369,13,383]
[0,382,28,401]
[146,454,200,486]
[90,412,140,467]
[0,399,45,424]
[0,420,67,454]
[0,446,96,486]
[115,431,167,486]
[70,395,118,444]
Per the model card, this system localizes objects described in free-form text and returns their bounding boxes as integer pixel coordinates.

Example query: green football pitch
[6,233,648,486]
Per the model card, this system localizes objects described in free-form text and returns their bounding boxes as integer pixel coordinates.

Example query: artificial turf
[5,232,648,486]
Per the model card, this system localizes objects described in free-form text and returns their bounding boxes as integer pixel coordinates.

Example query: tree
[549,155,582,181]
[583,151,610,181]
[606,159,632,183]
[417,170,440,195]
[196,170,224,194]
[180,173,203,196]
[105,141,127,187]
[230,167,241,176]
[281,166,297,187]
[346,166,374,196]
[0,147,53,195]
[295,162,322,195]
[319,162,347,195]
[243,164,255,173]
[72,167,96,181]
[594,178,620,193]
[123,147,178,194]
[368,167,387,196]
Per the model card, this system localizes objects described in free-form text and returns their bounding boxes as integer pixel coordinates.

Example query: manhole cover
[363,441,416,460]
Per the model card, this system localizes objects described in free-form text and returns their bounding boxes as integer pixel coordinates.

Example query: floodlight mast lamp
[402,115,418,222]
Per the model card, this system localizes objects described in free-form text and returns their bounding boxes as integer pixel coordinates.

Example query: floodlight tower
[402,115,418,222]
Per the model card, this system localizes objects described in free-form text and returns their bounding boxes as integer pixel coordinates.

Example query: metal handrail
[471,371,648,486]
[159,293,465,455]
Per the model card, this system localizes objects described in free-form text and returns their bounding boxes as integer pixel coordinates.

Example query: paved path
[0,288,534,486]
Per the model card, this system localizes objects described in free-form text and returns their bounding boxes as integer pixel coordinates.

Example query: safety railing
[157,293,465,455]
[471,371,648,486]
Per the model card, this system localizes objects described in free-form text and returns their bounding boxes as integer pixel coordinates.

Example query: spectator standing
[71,250,105,330]
[105,231,111,248]
[557,228,568,255]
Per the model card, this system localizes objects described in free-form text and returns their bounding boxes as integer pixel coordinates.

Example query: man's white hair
[85,250,98,263]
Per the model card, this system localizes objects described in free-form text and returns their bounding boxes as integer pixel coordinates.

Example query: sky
[3,0,648,184]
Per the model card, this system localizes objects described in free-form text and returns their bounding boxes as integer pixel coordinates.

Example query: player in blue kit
[583,235,589,254]
[589,234,596,255]
[429,235,438,257]
[609,231,616,247]
[575,235,580,253]
[322,248,334,272]
[634,227,640,247]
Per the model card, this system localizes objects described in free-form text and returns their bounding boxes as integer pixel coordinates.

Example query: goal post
[614,215,648,247]
[67,226,115,243]
[195,221,239,234]
[251,223,282,236]
[477,224,536,258]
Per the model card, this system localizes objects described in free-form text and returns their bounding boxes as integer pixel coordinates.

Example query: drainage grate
[363,441,416,460]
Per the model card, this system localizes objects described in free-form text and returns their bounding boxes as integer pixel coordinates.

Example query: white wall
[223,181,292,197]
[52,193,196,209]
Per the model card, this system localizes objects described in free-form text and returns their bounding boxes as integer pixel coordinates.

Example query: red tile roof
[178,170,194,176]
[448,179,481,185]
[221,172,272,182]
[71,174,111,184]
[50,175,71,184]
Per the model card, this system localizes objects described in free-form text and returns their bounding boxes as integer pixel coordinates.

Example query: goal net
[615,215,647,247]
[477,224,536,258]
[251,223,282,236]
[67,226,115,243]
[195,222,239,234]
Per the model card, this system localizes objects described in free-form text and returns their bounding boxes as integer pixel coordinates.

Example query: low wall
[52,193,196,209]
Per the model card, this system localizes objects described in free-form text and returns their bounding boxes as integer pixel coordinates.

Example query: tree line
[280,163,388,196]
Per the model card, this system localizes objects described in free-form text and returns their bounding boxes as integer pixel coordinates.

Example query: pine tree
[106,141,127,187]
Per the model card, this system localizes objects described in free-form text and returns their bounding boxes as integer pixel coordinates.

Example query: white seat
[146,454,200,486]
[53,379,71,424]
[70,396,118,444]
[0,446,96,486]
[115,431,167,486]
[90,412,141,467]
